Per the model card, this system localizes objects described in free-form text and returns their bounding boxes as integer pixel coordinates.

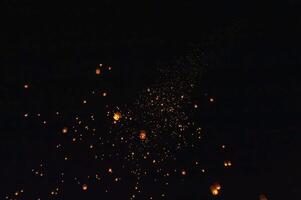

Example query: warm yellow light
[113,112,121,121]
[224,160,232,167]
[211,188,219,195]
[210,182,221,196]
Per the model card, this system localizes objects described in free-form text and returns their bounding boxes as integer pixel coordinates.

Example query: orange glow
[211,188,219,195]
[210,182,221,196]
[113,112,121,121]
[62,127,68,134]
[139,130,147,140]
[95,68,101,75]
[82,184,88,191]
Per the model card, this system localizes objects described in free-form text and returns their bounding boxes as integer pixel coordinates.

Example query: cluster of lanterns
[95,64,112,75]
[210,182,221,196]
[224,160,232,167]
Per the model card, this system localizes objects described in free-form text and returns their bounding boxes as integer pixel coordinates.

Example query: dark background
[1,1,300,199]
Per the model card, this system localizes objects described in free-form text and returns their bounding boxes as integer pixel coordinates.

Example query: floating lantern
[82,184,88,191]
[113,112,121,121]
[210,182,221,196]
[139,130,147,140]
[95,68,101,75]
[62,127,68,134]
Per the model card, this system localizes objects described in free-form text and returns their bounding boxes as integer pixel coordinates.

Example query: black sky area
[1,1,300,200]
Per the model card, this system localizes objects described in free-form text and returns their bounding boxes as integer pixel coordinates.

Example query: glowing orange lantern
[82,184,88,191]
[139,130,147,140]
[62,127,68,134]
[210,182,221,196]
[113,112,121,121]
[95,68,101,75]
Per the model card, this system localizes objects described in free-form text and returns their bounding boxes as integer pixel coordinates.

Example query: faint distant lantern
[24,84,29,89]
[99,64,103,67]
[139,130,147,140]
[224,160,232,167]
[108,66,112,71]
[209,97,214,102]
[259,194,268,200]
[95,68,101,75]
[113,112,121,121]
[82,184,88,191]
[210,182,221,196]
[102,92,107,97]
[181,170,186,176]
[210,188,219,196]
[108,168,113,173]
[62,127,68,134]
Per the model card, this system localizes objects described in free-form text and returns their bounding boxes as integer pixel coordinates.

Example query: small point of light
[62,127,68,134]
[113,112,121,121]
[82,184,88,191]
[95,68,101,75]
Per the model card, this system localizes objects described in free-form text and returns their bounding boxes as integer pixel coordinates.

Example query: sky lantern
[181,170,186,176]
[62,127,68,134]
[95,68,101,75]
[224,160,232,167]
[82,184,88,191]
[24,84,29,89]
[210,182,221,196]
[113,112,121,121]
[139,130,147,140]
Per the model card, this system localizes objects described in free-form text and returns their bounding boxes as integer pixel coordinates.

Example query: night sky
[1,1,300,200]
